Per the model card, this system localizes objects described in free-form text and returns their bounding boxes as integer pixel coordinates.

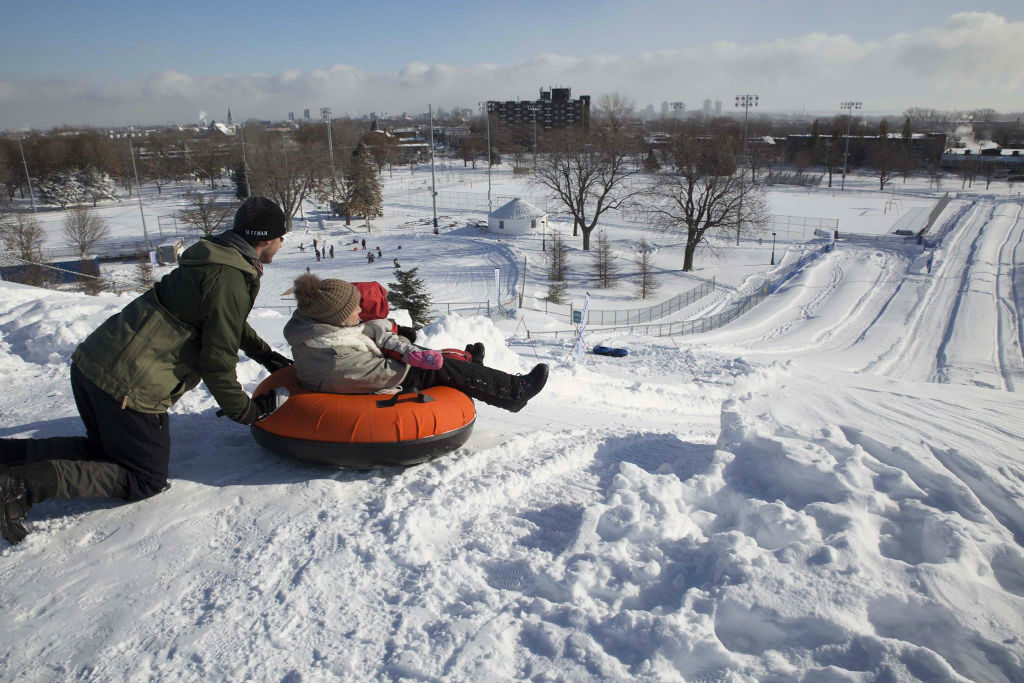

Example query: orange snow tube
[250,366,476,468]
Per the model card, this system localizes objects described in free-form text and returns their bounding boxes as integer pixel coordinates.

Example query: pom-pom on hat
[233,196,287,242]
[293,274,361,327]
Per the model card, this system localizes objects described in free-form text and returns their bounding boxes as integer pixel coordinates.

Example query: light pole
[671,102,684,132]
[478,102,492,212]
[526,103,539,171]
[428,104,438,228]
[321,107,336,208]
[770,232,776,265]
[735,94,758,246]
[128,132,151,250]
[840,101,861,191]
[238,118,252,198]
[17,137,37,213]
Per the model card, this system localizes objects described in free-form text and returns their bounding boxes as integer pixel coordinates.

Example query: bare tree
[246,131,318,229]
[546,228,570,281]
[591,229,618,288]
[646,130,768,272]
[634,238,658,300]
[178,193,238,236]
[532,93,643,250]
[1,212,47,286]
[63,205,110,256]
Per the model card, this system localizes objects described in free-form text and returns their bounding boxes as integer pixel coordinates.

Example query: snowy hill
[1,179,1023,681]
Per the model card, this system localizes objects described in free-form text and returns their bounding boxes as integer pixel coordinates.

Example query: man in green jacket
[1,196,291,545]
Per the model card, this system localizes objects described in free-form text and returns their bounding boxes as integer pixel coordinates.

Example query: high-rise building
[486,86,591,132]
[703,99,712,116]
[288,112,295,121]
[303,109,311,120]
[715,100,722,116]
[661,101,669,116]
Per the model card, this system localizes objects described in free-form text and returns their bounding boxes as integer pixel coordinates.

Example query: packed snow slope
[2,196,1023,683]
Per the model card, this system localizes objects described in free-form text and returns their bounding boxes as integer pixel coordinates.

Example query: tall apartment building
[486,87,591,132]
[703,99,712,116]
[715,100,722,116]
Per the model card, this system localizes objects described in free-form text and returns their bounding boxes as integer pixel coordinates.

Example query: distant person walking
[361,238,366,249]
[367,252,375,264]
[376,246,382,258]
[329,245,334,258]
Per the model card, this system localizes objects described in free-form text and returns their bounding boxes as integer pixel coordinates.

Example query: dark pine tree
[387,265,434,329]
[232,164,249,200]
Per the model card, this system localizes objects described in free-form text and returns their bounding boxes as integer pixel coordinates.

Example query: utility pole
[128,132,151,250]
[478,101,492,212]
[840,101,862,191]
[429,104,438,228]
[735,94,758,246]
[17,137,37,213]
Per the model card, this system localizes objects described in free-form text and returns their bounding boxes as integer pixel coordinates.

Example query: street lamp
[478,101,492,212]
[770,232,776,265]
[735,94,758,246]
[127,132,151,250]
[526,103,539,171]
[839,101,862,191]
[321,107,336,207]
[17,137,37,213]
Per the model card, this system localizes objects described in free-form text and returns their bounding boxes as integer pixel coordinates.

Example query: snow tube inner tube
[250,366,476,468]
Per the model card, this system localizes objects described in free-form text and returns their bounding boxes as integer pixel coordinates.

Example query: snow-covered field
[1,171,1022,682]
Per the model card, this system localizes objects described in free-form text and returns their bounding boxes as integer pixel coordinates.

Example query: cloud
[2,12,1022,129]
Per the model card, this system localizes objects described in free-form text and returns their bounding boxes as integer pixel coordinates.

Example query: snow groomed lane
[698,199,1024,392]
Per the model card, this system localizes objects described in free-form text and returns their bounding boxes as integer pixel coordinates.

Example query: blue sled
[593,345,629,357]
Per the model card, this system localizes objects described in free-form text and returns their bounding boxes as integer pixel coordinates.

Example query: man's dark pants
[0,364,170,501]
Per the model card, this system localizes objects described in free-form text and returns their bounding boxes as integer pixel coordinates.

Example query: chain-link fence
[520,278,716,325]
[524,242,834,339]
[768,215,839,242]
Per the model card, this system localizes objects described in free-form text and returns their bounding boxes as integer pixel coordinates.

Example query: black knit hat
[233,196,287,242]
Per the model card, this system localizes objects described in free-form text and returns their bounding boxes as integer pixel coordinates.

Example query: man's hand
[233,390,278,425]
[257,351,293,373]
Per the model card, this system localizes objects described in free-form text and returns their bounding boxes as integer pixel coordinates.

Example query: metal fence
[525,242,834,339]
[520,278,716,325]
[768,215,839,242]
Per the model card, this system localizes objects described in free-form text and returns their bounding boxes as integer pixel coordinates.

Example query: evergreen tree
[77,167,118,206]
[346,143,383,232]
[232,164,249,199]
[643,149,661,172]
[38,169,85,209]
[387,265,433,329]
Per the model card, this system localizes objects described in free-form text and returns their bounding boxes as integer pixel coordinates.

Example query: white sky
[1,9,1023,129]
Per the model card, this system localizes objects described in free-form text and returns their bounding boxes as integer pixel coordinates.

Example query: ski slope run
[697,199,1024,391]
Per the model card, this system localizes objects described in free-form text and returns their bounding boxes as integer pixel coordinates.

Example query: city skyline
[2,4,1023,130]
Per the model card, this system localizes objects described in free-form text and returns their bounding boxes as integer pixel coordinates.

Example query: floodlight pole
[238,118,252,198]
[770,232,776,265]
[17,137,37,213]
[840,101,862,191]
[128,133,151,250]
[429,104,438,228]
[479,102,492,212]
[735,94,758,246]
[322,107,336,206]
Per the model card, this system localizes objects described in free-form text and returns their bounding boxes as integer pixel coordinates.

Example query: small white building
[487,198,548,235]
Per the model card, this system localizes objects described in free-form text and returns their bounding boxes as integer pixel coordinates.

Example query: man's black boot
[1,462,58,545]
[507,364,549,413]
